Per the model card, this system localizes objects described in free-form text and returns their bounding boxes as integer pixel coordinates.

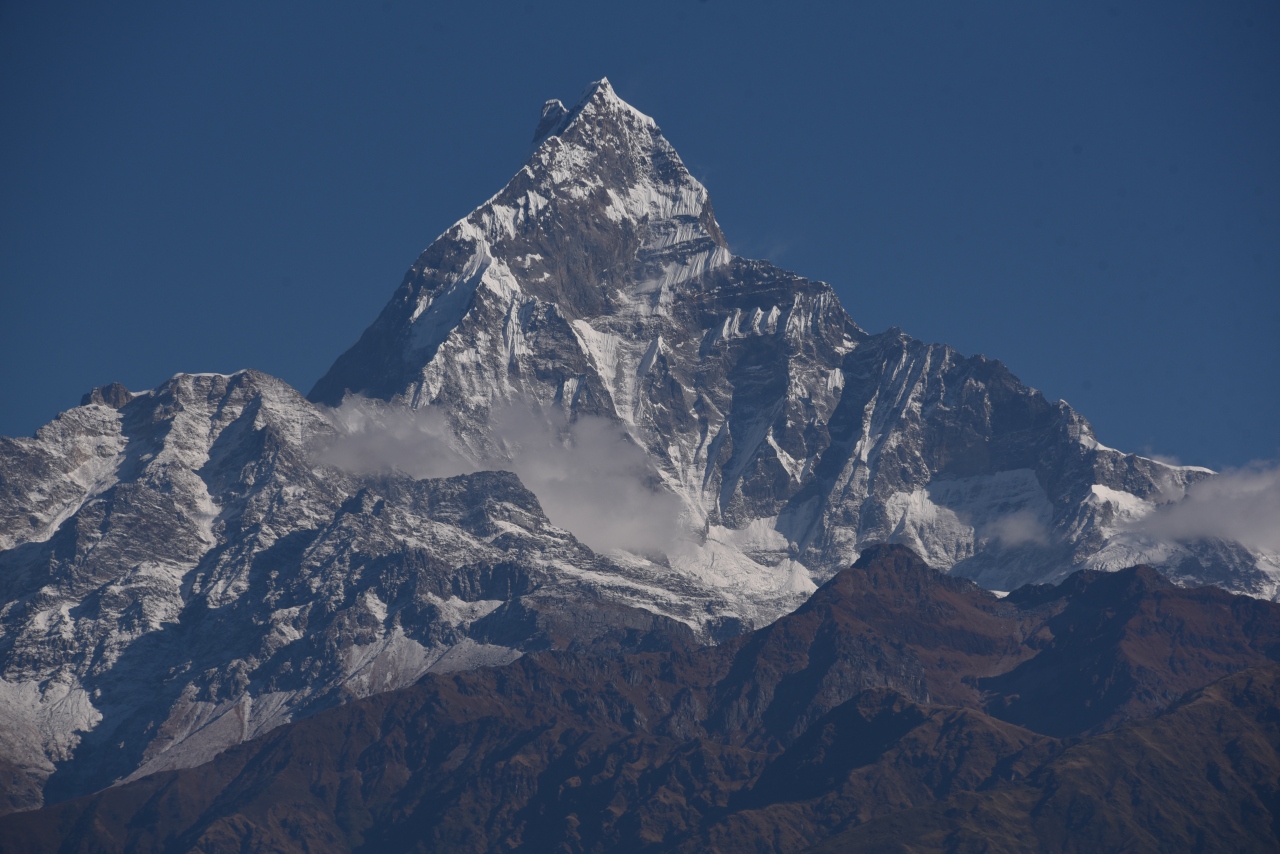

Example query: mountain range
[0,79,1275,847]
[4,545,1278,851]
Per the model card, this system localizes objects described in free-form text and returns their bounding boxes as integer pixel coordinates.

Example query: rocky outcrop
[79,383,133,409]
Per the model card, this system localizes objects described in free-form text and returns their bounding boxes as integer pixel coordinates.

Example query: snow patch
[1088,484,1153,523]
[428,638,523,674]
[570,320,627,407]
[0,677,101,766]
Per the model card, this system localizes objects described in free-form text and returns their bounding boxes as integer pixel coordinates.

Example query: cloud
[1141,451,1182,467]
[493,406,685,556]
[981,509,1049,547]
[320,397,475,479]
[320,398,685,556]
[1135,461,1280,553]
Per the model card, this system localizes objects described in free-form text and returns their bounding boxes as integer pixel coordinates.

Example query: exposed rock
[79,383,134,409]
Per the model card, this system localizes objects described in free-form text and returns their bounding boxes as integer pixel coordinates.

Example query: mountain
[309,77,1275,600]
[4,545,1277,852]
[0,372,700,813]
[0,78,1275,815]
[806,665,1280,854]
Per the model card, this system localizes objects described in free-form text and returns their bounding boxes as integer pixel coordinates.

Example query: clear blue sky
[2,1,1276,469]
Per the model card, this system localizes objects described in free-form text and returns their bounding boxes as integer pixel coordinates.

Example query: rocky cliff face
[0,78,1274,815]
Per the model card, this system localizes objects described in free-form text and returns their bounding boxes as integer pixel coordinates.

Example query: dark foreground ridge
[3,544,1278,853]
[808,666,1280,853]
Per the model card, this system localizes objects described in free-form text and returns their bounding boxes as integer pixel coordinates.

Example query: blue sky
[1,1,1276,468]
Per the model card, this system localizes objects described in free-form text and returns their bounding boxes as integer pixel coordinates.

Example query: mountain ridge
[3,545,1276,852]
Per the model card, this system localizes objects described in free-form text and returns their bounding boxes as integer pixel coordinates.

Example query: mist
[321,397,476,479]
[981,509,1050,547]
[320,397,685,556]
[1135,462,1280,553]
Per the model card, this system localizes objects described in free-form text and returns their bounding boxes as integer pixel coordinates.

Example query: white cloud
[319,398,684,555]
[1135,461,1280,553]
[321,397,475,479]
[981,509,1049,547]
[493,406,684,556]
[1143,452,1182,466]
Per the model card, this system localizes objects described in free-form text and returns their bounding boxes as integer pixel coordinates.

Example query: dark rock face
[4,545,1278,853]
[79,383,133,409]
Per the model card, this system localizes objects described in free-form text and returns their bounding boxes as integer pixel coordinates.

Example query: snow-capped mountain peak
[1,78,1276,814]
[533,77,655,143]
[309,80,731,413]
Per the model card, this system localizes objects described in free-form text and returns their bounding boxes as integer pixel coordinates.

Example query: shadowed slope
[3,545,1279,852]
[807,664,1280,854]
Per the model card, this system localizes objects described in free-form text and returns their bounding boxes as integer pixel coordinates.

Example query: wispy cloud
[320,398,684,555]
[981,509,1049,547]
[1135,461,1280,553]
[322,398,475,479]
